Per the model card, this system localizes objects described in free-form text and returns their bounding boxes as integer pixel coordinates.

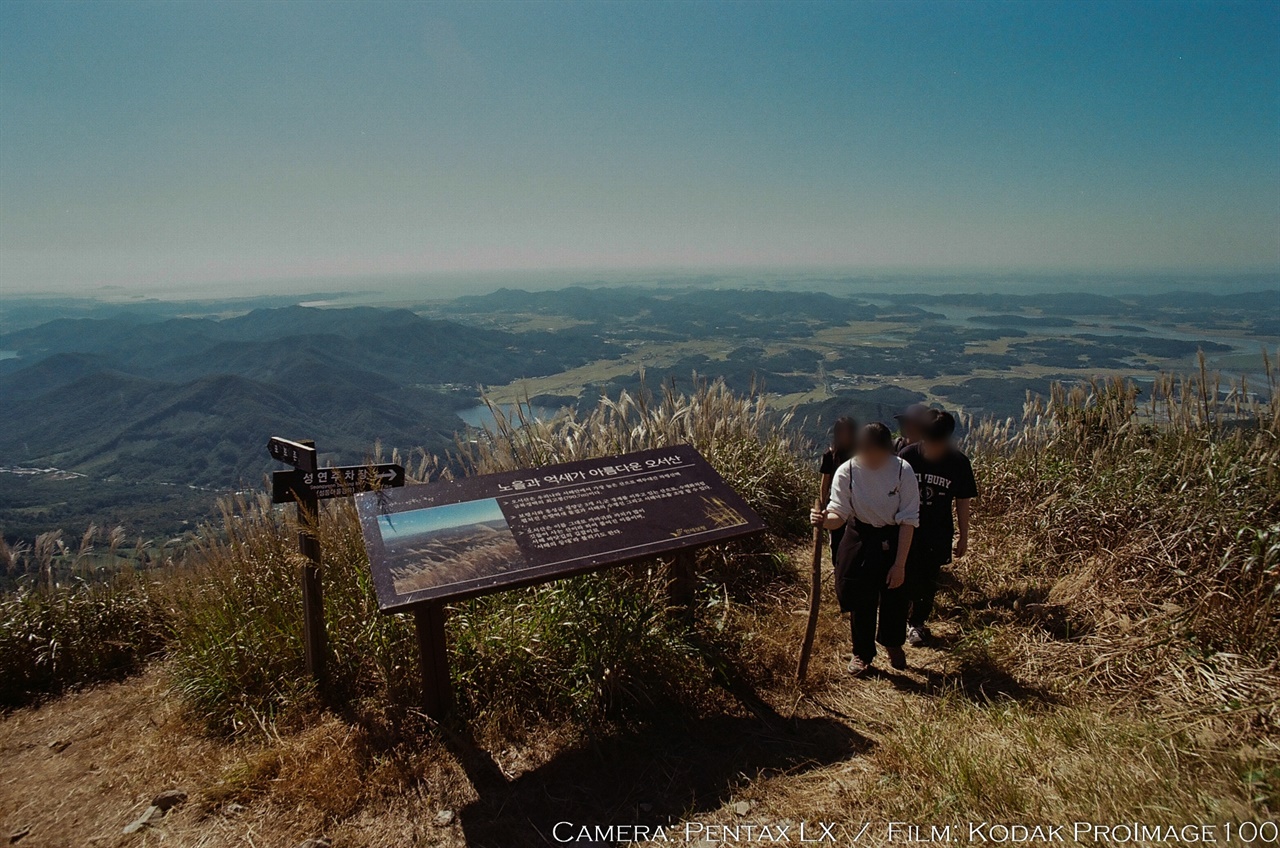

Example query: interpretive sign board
[355,444,765,611]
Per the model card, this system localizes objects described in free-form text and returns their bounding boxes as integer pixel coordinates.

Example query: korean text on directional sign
[273,464,406,504]
[355,444,765,611]
[268,436,318,473]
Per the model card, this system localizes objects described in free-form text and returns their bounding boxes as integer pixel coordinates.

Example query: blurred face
[834,424,857,452]
[857,437,892,468]
[921,435,950,460]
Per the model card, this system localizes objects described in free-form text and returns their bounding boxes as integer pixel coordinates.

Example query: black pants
[836,522,908,664]
[829,525,845,570]
[906,537,950,628]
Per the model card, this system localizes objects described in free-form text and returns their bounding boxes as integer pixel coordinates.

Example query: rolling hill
[0,306,621,491]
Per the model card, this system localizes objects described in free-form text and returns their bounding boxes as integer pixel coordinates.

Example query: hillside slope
[1,375,1276,847]
[0,306,620,489]
[0,535,1272,848]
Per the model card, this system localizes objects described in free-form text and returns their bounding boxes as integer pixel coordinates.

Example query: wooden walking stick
[796,496,824,682]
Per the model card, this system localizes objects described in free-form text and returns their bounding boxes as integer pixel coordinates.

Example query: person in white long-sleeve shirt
[810,422,920,676]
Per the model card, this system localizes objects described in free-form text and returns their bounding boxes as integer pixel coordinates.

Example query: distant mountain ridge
[2,286,1274,546]
[0,306,619,488]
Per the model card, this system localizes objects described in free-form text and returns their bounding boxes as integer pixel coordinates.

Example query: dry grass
[449,377,811,542]
[3,556,1273,847]
[959,354,1280,733]
[0,575,170,707]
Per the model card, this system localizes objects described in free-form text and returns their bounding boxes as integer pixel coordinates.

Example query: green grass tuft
[0,576,169,707]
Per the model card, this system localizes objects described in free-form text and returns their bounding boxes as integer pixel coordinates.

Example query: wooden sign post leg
[667,551,697,622]
[414,601,453,719]
[297,493,328,699]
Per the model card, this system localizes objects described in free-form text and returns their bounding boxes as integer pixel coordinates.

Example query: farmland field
[1,281,1276,549]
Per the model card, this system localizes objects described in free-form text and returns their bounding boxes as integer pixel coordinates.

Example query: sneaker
[848,656,872,677]
[906,624,930,647]
[886,646,908,670]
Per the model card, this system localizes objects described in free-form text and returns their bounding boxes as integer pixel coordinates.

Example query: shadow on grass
[876,653,1060,706]
[449,711,870,847]
[446,632,872,846]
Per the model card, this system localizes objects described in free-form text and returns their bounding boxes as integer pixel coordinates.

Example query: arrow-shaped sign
[272,463,406,504]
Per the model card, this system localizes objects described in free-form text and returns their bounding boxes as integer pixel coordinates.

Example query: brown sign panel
[355,445,765,611]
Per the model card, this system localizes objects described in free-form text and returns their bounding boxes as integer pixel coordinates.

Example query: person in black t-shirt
[818,416,858,566]
[898,409,977,646]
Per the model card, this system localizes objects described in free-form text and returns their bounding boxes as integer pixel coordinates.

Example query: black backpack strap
[896,459,904,510]
[848,460,854,521]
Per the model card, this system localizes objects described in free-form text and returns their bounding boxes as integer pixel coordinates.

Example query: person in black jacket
[898,409,977,646]
[818,416,857,565]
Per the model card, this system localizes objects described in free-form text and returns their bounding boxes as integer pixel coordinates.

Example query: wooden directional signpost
[272,463,406,504]
[268,436,317,473]
[355,444,765,719]
[267,437,405,698]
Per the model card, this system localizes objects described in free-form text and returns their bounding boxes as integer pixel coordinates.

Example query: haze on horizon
[1,0,1278,296]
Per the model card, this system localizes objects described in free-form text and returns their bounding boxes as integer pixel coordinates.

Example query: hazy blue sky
[1,0,1277,293]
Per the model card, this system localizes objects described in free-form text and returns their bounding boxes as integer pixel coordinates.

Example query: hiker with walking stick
[810,423,920,677]
[797,416,859,681]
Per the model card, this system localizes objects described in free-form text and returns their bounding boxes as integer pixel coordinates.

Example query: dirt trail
[0,668,232,847]
[0,606,967,848]
[0,664,459,847]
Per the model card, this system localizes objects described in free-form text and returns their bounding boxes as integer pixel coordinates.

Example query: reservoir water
[455,403,563,429]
